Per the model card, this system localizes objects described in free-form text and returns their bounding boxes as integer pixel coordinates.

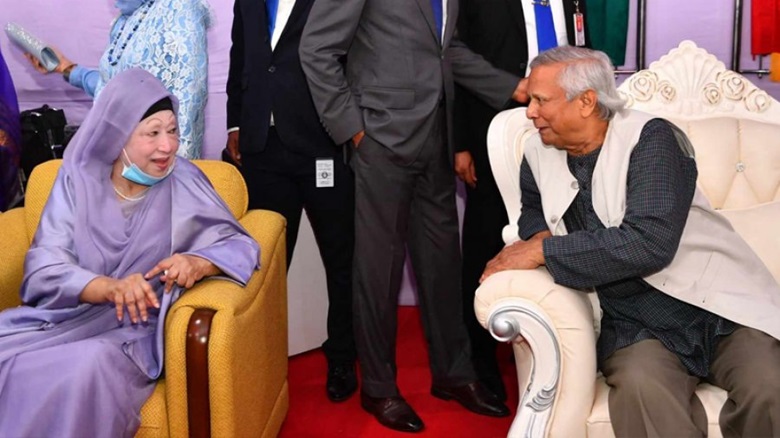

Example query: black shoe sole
[430,386,454,401]
[360,397,425,433]
[430,387,510,418]
[327,385,357,402]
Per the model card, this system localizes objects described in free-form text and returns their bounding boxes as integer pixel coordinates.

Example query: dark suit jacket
[299,0,521,163]
[226,0,336,158]
[454,0,586,154]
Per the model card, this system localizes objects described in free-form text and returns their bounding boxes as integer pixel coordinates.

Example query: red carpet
[279,306,519,437]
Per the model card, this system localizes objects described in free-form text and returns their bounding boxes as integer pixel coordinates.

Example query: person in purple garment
[0,46,22,211]
[0,68,260,438]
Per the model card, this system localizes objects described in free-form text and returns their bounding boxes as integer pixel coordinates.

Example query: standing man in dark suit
[226,0,357,403]
[300,0,526,432]
[454,0,587,401]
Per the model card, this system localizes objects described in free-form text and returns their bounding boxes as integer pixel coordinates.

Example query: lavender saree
[0,69,260,437]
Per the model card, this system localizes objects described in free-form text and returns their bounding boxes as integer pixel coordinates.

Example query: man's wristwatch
[62,64,76,83]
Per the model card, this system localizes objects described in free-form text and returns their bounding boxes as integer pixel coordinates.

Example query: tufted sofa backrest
[619,41,780,211]
[661,118,780,209]
[617,41,780,282]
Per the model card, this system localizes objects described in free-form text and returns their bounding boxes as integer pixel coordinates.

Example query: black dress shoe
[479,373,507,402]
[431,381,510,417]
[360,393,424,433]
[326,362,357,402]
[473,353,507,402]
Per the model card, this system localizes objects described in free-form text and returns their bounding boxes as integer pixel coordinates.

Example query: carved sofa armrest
[474,268,598,438]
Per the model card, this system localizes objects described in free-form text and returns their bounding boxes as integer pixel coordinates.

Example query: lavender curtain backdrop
[1,0,778,305]
[1,0,779,159]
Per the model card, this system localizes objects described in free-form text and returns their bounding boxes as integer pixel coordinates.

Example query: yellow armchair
[0,159,289,438]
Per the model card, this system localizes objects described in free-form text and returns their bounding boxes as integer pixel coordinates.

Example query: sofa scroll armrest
[475,268,598,438]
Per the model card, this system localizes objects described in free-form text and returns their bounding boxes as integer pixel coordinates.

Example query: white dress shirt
[521,0,570,75]
[229,0,296,132]
[270,0,296,50]
[442,0,448,45]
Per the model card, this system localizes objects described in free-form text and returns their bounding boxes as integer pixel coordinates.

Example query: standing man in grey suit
[300,0,525,432]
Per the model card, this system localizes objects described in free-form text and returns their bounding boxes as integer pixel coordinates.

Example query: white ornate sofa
[474,40,780,438]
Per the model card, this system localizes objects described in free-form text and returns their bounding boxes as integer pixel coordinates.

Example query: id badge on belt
[316,158,335,188]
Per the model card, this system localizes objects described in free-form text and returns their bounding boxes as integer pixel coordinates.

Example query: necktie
[266,0,279,38]
[430,0,443,41]
[534,1,557,52]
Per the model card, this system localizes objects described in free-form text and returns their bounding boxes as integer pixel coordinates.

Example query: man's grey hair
[529,46,626,120]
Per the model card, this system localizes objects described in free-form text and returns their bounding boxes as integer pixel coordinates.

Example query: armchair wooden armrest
[151,210,289,438]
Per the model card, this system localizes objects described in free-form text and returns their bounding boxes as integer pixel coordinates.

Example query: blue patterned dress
[71,0,210,159]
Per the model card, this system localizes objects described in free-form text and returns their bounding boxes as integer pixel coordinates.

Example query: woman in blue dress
[24,0,210,159]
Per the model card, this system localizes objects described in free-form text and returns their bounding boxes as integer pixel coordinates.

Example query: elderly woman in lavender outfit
[24,0,210,159]
[0,68,259,437]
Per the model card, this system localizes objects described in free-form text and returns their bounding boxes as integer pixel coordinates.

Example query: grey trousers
[603,327,780,438]
[350,109,475,398]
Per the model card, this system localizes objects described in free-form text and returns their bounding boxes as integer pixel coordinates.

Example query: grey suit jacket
[299,0,520,162]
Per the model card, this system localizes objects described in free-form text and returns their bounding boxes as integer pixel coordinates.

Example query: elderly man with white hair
[482,45,780,437]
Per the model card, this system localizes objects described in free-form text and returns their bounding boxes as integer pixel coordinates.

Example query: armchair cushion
[587,379,728,438]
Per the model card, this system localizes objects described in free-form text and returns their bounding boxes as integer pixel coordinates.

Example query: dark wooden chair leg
[186,308,215,438]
